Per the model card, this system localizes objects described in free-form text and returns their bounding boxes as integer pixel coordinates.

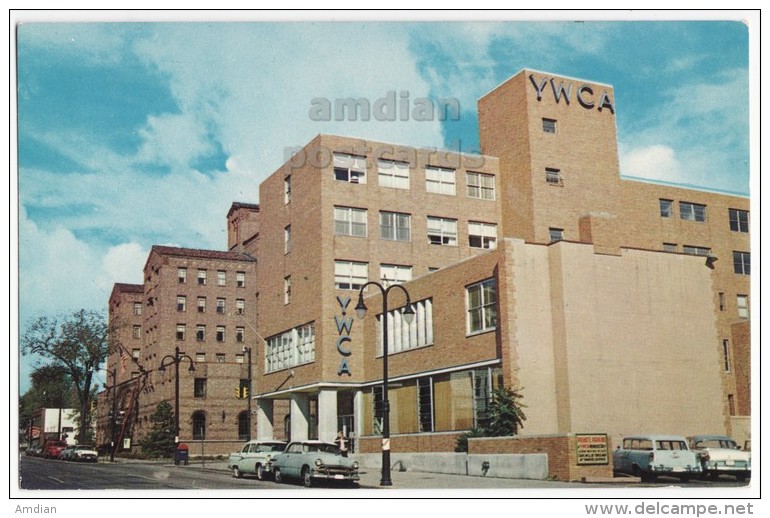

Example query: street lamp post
[355,281,414,487]
[158,346,195,444]
[243,345,252,441]
[106,369,117,462]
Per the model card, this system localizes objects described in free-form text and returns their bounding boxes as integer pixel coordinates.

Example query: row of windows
[334,207,498,249]
[175,324,246,343]
[662,244,750,275]
[176,295,246,314]
[265,323,316,373]
[177,268,247,287]
[660,200,749,232]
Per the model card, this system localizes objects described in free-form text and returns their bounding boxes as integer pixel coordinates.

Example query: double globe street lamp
[355,281,414,486]
[158,346,195,443]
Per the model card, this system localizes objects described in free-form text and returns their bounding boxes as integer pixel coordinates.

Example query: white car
[227,440,286,480]
[613,435,701,482]
[689,435,751,482]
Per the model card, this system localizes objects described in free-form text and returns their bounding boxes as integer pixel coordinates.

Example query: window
[236,299,245,315]
[178,268,187,284]
[334,260,368,290]
[542,118,557,133]
[380,264,412,287]
[236,327,245,343]
[177,296,186,312]
[683,245,711,257]
[427,216,457,246]
[372,385,384,436]
[469,222,497,249]
[132,348,140,360]
[737,294,749,319]
[192,411,206,439]
[659,199,673,218]
[425,166,456,195]
[265,322,316,373]
[216,353,226,363]
[284,175,291,204]
[546,168,562,185]
[193,378,206,397]
[733,251,750,275]
[196,325,206,342]
[729,208,749,233]
[132,325,141,339]
[176,324,186,341]
[196,353,206,363]
[549,228,564,243]
[284,276,291,304]
[236,271,245,288]
[680,202,707,222]
[379,211,411,241]
[663,243,678,253]
[727,395,735,417]
[376,298,433,355]
[284,225,291,254]
[216,298,226,314]
[216,326,225,342]
[718,292,726,311]
[333,153,367,184]
[197,297,206,313]
[722,339,731,372]
[418,378,433,432]
[238,411,249,441]
[334,206,367,237]
[378,159,410,189]
[197,269,207,285]
[472,368,494,429]
[217,270,226,286]
[467,279,497,334]
[235,354,245,364]
[466,172,495,200]
[133,302,142,316]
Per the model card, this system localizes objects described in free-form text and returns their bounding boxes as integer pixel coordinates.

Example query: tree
[486,386,527,437]
[21,309,110,443]
[140,402,176,458]
[19,365,77,424]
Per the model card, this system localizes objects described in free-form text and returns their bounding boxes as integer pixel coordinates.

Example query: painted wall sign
[335,295,353,376]
[529,74,615,114]
[575,433,610,465]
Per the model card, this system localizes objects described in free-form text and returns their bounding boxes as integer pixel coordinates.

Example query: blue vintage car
[613,434,701,482]
[227,440,287,480]
[270,440,359,487]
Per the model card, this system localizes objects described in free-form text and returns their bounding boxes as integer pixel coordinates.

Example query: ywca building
[101,69,750,455]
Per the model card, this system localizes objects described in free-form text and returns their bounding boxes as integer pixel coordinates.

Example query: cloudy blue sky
[14,14,754,392]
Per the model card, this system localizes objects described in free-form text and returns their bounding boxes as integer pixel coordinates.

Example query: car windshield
[656,440,687,450]
[694,439,737,449]
[305,443,340,455]
[256,443,285,452]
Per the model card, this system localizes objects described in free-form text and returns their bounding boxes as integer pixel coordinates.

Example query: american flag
[120,349,128,374]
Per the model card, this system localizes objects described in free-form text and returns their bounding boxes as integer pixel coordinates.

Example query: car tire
[232,466,242,479]
[256,464,265,481]
[736,473,747,483]
[273,468,282,484]
[302,466,312,488]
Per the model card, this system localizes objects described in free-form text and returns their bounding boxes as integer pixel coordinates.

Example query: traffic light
[242,386,249,398]
[234,387,241,399]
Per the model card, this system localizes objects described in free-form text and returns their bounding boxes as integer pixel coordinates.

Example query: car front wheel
[256,464,265,481]
[273,468,282,484]
[302,466,312,488]
[232,466,242,478]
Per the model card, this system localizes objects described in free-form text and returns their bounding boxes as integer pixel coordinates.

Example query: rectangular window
[194,378,207,398]
[235,354,244,364]
[718,292,726,311]
[133,302,142,316]
[722,339,731,372]
[196,353,206,363]
[418,378,433,432]
[379,211,411,241]
[333,153,367,184]
[683,245,711,257]
[680,202,707,222]
[380,264,412,287]
[236,271,245,288]
[737,294,749,319]
[378,159,410,189]
[284,276,291,304]
[178,268,187,284]
[334,260,368,290]
[542,118,557,133]
[549,228,564,243]
[236,299,245,315]
[216,354,226,363]
[265,322,316,373]
[427,216,457,246]
[196,325,206,342]
[334,206,367,237]
[729,208,749,233]
[284,225,291,254]
[132,348,140,360]
[284,175,291,204]
[466,172,495,200]
[469,221,497,249]
[467,279,497,334]
[197,297,206,313]
[425,166,456,195]
[663,243,678,253]
[546,168,562,185]
[728,394,736,417]
[372,385,384,436]
[216,298,226,314]
[198,269,207,285]
[132,325,141,339]
[176,324,186,341]
[472,369,492,430]
[659,199,674,218]
[376,298,434,355]
[217,270,226,286]
[177,296,186,312]
[216,326,226,342]
[236,327,245,343]
[733,251,750,275]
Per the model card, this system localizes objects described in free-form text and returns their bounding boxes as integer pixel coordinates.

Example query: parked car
[42,440,68,459]
[270,440,359,487]
[227,440,286,480]
[688,435,750,482]
[613,435,701,482]
[25,445,42,457]
[60,444,99,463]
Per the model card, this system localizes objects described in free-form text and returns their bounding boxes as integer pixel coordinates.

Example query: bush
[454,428,486,452]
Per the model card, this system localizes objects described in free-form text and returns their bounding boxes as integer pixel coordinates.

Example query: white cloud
[619,145,683,183]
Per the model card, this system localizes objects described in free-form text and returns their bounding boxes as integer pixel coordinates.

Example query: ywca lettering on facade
[529,73,615,114]
[335,295,354,376]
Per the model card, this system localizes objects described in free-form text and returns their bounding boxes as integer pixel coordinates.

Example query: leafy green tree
[21,309,110,443]
[140,402,176,458]
[486,386,527,437]
[454,428,485,453]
